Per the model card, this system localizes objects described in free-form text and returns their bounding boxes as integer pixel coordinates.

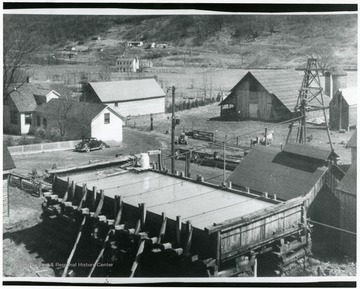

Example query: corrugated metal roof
[62,170,274,230]
[339,87,357,106]
[282,143,337,161]
[3,145,15,171]
[220,70,331,111]
[346,130,357,148]
[336,162,356,195]
[227,145,328,201]
[89,79,166,103]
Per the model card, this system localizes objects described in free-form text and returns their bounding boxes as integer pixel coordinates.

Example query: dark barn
[219,70,330,122]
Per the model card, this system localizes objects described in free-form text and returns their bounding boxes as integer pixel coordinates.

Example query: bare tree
[3,16,40,99]
[311,47,335,75]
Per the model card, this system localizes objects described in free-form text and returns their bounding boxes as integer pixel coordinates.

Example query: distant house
[139,59,153,70]
[227,143,339,201]
[82,78,166,116]
[346,130,357,164]
[329,87,357,130]
[331,162,356,259]
[127,41,143,47]
[31,99,124,143]
[91,36,101,41]
[116,57,140,73]
[3,82,69,135]
[219,70,330,121]
[157,43,168,48]
[64,46,76,51]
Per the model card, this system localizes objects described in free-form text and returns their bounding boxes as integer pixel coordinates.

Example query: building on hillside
[116,57,140,73]
[329,87,357,131]
[31,99,124,143]
[127,41,143,47]
[219,70,331,121]
[331,162,356,259]
[3,145,15,218]
[346,130,357,164]
[3,81,70,135]
[82,78,166,116]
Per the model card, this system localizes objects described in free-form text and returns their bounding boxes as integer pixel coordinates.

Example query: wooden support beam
[176,215,182,247]
[88,229,112,277]
[114,196,123,226]
[140,203,147,229]
[52,174,57,192]
[77,184,88,211]
[7,174,10,217]
[91,186,97,211]
[94,190,105,218]
[158,212,167,244]
[129,239,146,278]
[62,216,87,277]
[183,221,193,256]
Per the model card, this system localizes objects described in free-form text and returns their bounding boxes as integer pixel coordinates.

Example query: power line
[308,219,356,236]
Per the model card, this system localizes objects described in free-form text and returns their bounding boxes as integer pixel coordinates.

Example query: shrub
[4,136,15,147]
[18,136,33,145]
[34,128,46,140]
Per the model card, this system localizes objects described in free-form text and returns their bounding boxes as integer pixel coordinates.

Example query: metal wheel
[85,146,90,153]
[100,143,105,149]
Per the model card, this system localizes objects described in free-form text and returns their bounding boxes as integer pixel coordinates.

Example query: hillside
[4,14,357,69]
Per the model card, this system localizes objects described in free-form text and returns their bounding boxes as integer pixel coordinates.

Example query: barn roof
[3,145,16,171]
[336,162,356,195]
[338,87,357,106]
[89,79,165,103]
[34,99,125,122]
[282,143,338,162]
[227,145,328,201]
[346,130,357,148]
[220,70,331,111]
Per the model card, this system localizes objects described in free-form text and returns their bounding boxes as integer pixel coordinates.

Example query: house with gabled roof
[82,78,166,116]
[31,99,124,143]
[219,70,330,121]
[3,81,71,135]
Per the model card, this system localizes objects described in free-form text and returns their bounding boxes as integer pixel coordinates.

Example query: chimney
[324,66,347,98]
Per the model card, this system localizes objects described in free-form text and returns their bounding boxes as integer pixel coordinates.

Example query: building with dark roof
[219,70,330,121]
[329,87,357,131]
[31,99,124,143]
[3,145,15,176]
[3,81,72,135]
[82,78,166,116]
[227,144,335,201]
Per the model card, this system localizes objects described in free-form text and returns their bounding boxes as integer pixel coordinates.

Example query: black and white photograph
[2,2,357,285]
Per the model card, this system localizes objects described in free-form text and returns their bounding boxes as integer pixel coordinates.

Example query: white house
[82,78,166,116]
[116,57,140,73]
[31,99,124,143]
[3,82,63,135]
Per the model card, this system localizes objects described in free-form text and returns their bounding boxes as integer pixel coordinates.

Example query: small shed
[329,87,357,130]
[346,130,357,164]
[32,99,124,143]
[332,162,356,259]
[219,71,330,122]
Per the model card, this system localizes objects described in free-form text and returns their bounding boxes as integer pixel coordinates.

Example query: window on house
[43,118,47,128]
[10,111,18,124]
[104,113,110,124]
[25,113,32,125]
[37,116,41,126]
[115,102,118,107]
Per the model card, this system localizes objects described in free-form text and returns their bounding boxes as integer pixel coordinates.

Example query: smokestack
[324,66,347,98]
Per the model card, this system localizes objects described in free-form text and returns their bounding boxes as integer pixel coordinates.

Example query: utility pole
[171,86,176,174]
